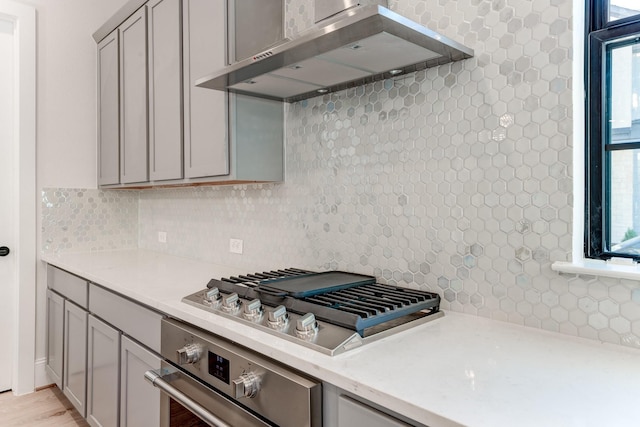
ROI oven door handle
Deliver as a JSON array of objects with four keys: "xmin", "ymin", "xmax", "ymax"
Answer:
[{"xmin": 144, "ymin": 369, "xmax": 232, "ymax": 427}]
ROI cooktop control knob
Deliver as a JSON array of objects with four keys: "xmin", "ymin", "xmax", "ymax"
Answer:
[
  {"xmin": 221, "ymin": 293, "xmax": 241, "ymax": 314},
  {"xmin": 232, "ymin": 371, "xmax": 261, "ymax": 399},
  {"xmin": 176, "ymin": 343, "xmax": 203, "ymax": 365},
  {"xmin": 266, "ymin": 305, "xmax": 289, "ymax": 330},
  {"xmin": 295, "ymin": 313, "xmax": 319, "ymax": 340},
  {"xmin": 242, "ymin": 299, "xmax": 263, "ymax": 322},
  {"xmin": 204, "ymin": 287, "xmax": 221, "ymax": 307}
]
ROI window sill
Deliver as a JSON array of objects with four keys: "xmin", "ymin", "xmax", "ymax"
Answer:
[{"xmin": 552, "ymin": 259, "xmax": 640, "ymax": 281}]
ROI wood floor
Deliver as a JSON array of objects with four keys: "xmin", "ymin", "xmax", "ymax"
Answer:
[{"xmin": 0, "ymin": 386, "xmax": 88, "ymax": 427}]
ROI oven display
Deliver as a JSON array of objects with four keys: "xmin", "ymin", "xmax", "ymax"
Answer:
[{"xmin": 208, "ymin": 351, "xmax": 230, "ymax": 384}]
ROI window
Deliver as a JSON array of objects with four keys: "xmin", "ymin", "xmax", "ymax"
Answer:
[{"xmin": 586, "ymin": 0, "xmax": 640, "ymax": 259}]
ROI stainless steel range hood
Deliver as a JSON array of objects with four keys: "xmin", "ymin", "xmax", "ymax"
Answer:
[{"xmin": 196, "ymin": 4, "xmax": 474, "ymax": 103}]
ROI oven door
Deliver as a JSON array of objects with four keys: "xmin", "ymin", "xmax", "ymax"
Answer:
[{"xmin": 145, "ymin": 363, "xmax": 273, "ymax": 427}]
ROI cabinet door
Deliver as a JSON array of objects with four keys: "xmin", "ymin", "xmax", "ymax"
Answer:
[
  {"xmin": 120, "ymin": 6, "xmax": 149, "ymax": 184},
  {"xmin": 183, "ymin": 0, "xmax": 229, "ymax": 178},
  {"xmin": 63, "ymin": 301, "xmax": 88, "ymax": 418},
  {"xmin": 120, "ymin": 336, "xmax": 161, "ymax": 427},
  {"xmin": 45, "ymin": 290, "xmax": 64, "ymax": 389},
  {"xmin": 97, "ymin": 30, "xmax": 120, "ymax": 186},
  {"xmin": 148, "ymin": 0, "xmax": 183, "ymax": 181},
  {"xmin": 87, "ymin": 315, "xmax": 121, "ymax": 427}
]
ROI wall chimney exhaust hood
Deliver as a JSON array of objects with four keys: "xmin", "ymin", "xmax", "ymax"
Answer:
[{"xmin": 195, "ymin": 4, "xmax": 474, "ymax": 103}]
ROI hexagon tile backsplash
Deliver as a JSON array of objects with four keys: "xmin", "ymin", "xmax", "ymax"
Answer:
[
  {"xmin": 41, "ymin": 188, "xmax": 138, "ymax": 253},
  {"xmin": 42, "ymin": 0, "xmax": 640, "ymax": 349}
]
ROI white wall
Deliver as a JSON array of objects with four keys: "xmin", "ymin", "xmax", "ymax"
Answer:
[
  {"xmin": 14, "ymin": 0, "xmax": 130, "ymax": 385},
  {"xmin": 24, "ymin": 0, "xmax": 129, "ymax": 188},
  {"xmin": 0, "ymin": 15, "xmax": 16, "ymax": 392}
]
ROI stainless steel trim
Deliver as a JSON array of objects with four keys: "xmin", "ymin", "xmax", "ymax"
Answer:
[
  {"xmin": 196, "ymin": 5, "xmax": 474, "ymax": 102},
  {"xmin": 228, "ymin": 0, "xmax": 285, "ymax": 64},
  {"xmin": 161, "ymin": 318, "xmax": 322, "ymax": 427},
  {"xmin": 145, "ymin": 369, "xmax": 231, "ymax": 427},
  {"xmin": 226, "ymin": 0, "xmax": 235, "ymax": 65},
  {"xmin": 183, "ymin": 288, "xmax": 444, "ymax": 356},
  {"xmin": 315, "ymin": 0, "xmax": 359, "ymax": 23}
]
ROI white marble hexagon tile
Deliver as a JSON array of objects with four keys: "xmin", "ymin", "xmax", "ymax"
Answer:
[{"xmin": 42, "ymin": 0, "xmax": 640, "ymax": 350}]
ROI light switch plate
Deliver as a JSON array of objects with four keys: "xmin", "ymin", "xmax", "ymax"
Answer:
[{"xmin": 158, "ymin": 231, "xmax": 167, "ymax": 243}]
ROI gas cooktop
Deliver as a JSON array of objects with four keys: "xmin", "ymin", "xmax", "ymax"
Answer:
[{"xmin": 182, "ymin": 268, "xmax": 443, "ymax": 356}]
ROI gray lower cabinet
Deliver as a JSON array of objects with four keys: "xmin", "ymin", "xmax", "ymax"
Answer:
[
  {"xmin": 120, "ymin": 6, "xmax": 149, "ymax": 184},
  {"xmin": 47, "ymin": 265, "xmax": 162, "ymax": 427},
  {"xmin": 87, "ymin": 315, "xmax": 121, "ymax": 427},
  {"xmin": 89, "ymin": 284, "xmax": 162, "ymax": 354},
  {"xmin": 324, "ymin": 384, "xmax": 419, "ymax": 427},
  {"xmin": 120, "ymin": 336, "xmax": 161, "ymax": 427},
  {"xmin": 47, "ymin": 264, "xmax": 89, "ymax": 308},
  {"xmin": 45, "ymin": 290, "xmax": 64, "ymax": 389},
  {"xmin": 337, "ymin": 395, "xmax": 411, "ymax": 427},
  {"xmin": 63, "ymin": 300, "xmax": 88, "ymax": 418}
]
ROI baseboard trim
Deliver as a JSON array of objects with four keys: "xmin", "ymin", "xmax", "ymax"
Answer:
[
  {"xmin": 35, "ymin": 383, "xmax": 55, "ymax": 392},
  {"xmin": 35, "ymin": 358, "xmax": 53, "ymax": 389}
]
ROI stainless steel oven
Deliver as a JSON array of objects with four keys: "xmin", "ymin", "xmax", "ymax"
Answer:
[{"xmin": 145, "ymin": 318, "xmax": 322, "ymax": 427}]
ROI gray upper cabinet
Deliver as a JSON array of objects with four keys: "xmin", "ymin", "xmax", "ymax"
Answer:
[
  {"xmin": 120, "ymin": 6, "xmax": 149, "ymax": 184},
  {"xmin": 148, "ymin": 0, "xmax": 184, "ymax": 181},
  {"xmin": 97, "ymin": 31, "xmax": 120, "ymax": 186},
  {"xmin": 183, "ymin": 0, "xmax": 229, "ymax": 179},
  {"xmin": 183, "ymin": 0, "xmax": 283, "ymax": 183},
  {"xmin": 94, "ymin": 0, "xmax": 284, "ymax": 188}
]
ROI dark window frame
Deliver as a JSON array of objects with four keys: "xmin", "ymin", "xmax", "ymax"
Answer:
[{"xmin": 585, "ymin": 1, "xmax": 640, "ymax": 260}]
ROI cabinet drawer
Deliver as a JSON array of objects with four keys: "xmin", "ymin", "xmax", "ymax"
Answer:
[
  {"xmin": 338, "ymin": 395, "xmax": 411, "ymax": 427},
  {"xmin": 48, "ymin": 265, "xmax": 89, "ymax": 308},
  {"xmin": 89, "ymin": 284, "xmax": 163, "ymax": 353}
]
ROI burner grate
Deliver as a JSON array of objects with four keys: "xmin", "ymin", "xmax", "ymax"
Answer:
[
  {"xmin": 222, "ymin": 268, "xmax": 314, "ymax": 286},
  {"xmin": 208, "ymin": 268, "xmax": 441, "ymax": 336},
  {"xmin": 301, "ymin": 283, "xmax": 440, "ymax": 333}
]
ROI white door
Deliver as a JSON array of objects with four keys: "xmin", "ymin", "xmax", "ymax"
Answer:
[{"xmin": 0, "ymin": 15, "xmax": 15, "ymax": 392}]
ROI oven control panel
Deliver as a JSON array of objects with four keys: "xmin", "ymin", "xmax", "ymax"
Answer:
[{"xmin": 161, "ymin": 318, "xmax": 322, "ymax": 427}]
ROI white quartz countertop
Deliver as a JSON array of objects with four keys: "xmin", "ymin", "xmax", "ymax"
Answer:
[{"xmin": 43, "ymin": 249, "xmax": 640, "ymax": 427}]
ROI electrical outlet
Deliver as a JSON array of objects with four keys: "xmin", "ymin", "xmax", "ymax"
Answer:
[
  {"xmin": 229, "ymin": 238, "xmax": 243, "ymax": 254},
  {"xmin": 158, "ymin": 231, "xmax": 167, "ymax": 243}
]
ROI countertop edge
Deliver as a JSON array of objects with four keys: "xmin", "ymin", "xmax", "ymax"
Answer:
[
  {"xmin": 41, "ymin": 250, "xmax": 454, "ymax": 426},
  {"xmin": 41, "ymin": 250, "xmax": 640, "ymax": 427}
]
